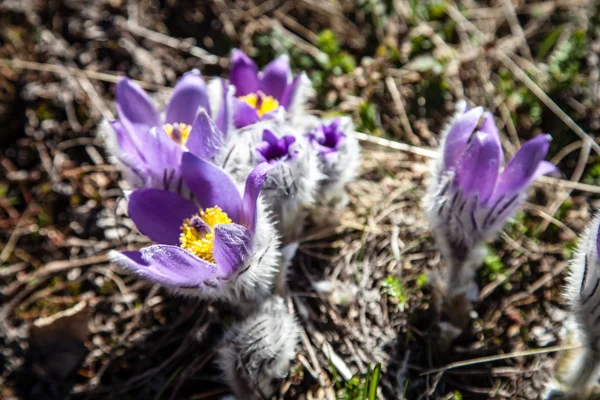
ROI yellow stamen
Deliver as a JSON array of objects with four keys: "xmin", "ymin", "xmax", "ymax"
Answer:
[
  {"xmin": 239, "ymin": 93, "xmax": 280, "ymax": 117},
  {"xmin": 163, "ymin": 123, "xmax": 192, "ymax": 145},
  {"xmin": 179, "ymin": 206, "xmax": 233, "ymax": 263}
]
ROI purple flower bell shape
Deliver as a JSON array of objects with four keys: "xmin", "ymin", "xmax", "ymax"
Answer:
[
  {"xmin": 425, "ymin": 101, "xmax": 557, "ymax": 299},
  {"xmin": 306, "ymin": 117, "xmax": 360, "ymax": 215},
  {"xmin": 228, "ymin": 50, "xmax": 309, "ymax": 128},
  {"xmin": 557, "ymin": 214, "xmax": 600, "ymax": 395},
  {"xmin": 100, "ymin": 71, "xmax": 229, "ymax": 193},
  {"xmin": 109, "ymin": 153, "xmax": 280, "ymax": 304}
]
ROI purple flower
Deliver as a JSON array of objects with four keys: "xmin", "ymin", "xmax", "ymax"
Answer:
[
  {"xmin": 307, "ymin": 119, "xmax": 346, "ymax": 156},
  {"xmin": 256, "ymin": 130, "xmax": 297, "ymax": 164},
  {"xmin": 104, "ymin": 71, "xmax": 227, "ymax": 192},
  {"xmin": 110, "ymin": 153, "xmax": 275, "ymax": 299},
  {"xmin": 426, "ymin": 102, "xmax": 557, "ymax": 296},
  {"xmin": 229, "ymin": 50, "xmax": 307, "ymax": 128}
]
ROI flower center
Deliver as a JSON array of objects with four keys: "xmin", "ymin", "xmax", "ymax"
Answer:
[
  {"xmin": 239, "ymin": 93, "xmax": 279, "ymax": 117},
  {"xmin": 163, "ymin": 123, "xmax": 192, "ymax": 145},
  {"xmin": 179, "ymin": 206, "xmax": 233, "ymax": 263}
]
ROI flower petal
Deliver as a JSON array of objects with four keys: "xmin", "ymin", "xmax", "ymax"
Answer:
[
  {"xmin": 110, "ymin": 120, "xmax": 144, "ymax": 161},
  {"xmin": 110, "ymin": 247, "xmax": 221, "ymax": 287},
  {"xmin": 456, "ymin": 131, "xmax": 501, "ymax": 203},
  {"xmin": 259, "ymin": 55, "xmax": 290, "ymax": 100},
  {"xmin": 280, "ymin": 73, "xmax": 302, "ymax": 109},
  {"xmin": 241, "ymin": 162, "xmax": 274, "ymax": 231},
  {"xmin": 181, "ymin": 152, "xmax": 242, "ymax": 223},
  {"xmin": 492, "ymin": 134, "xmax": 552, "ymax": 200},
  {"xmin": 230, "ymin": 49, "xmax": 259, "ymax": 97},
  {"xmin": 233, "ymin": 97, "xmax": 260, "ymax": 128},
  {"xmin": 213, "ymin": 224, "xmax": 252, "ymax": 275},
  {"xmin": 479, "ymin": 112, "xmax": 504, "ymax": 163},
  {"xmin": 442, "ymin": 106, "xmax": 484, "ymax": 171},
  {"xmin": 166, "ymin": 70, "xmax": 210, "ymax": 126},
  {"xmin": 115, "ymin": 78, "xmax": 160, "ymax": 140},
  {"xmin": 186, "ymin": 110, "xmax": 224, "ymax": 161},
  {"xmin": 128, "ymin": 188, "xmax": 197, "ymax": 245}
]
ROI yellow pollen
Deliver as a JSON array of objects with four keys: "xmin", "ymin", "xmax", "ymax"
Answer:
[
  {"xmin": 239, "ymin": 93, "xmax": 280, "ymax": 117},
  {"xmin": 179, "ymin": 206, "xmax": 233, "ymax": 263},
  {"xmin": 163, "ymin": 122, "xmax": 192, "ymax": 145}
]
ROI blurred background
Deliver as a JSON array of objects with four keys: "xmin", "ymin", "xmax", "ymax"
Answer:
[{"xmin": 1, "ymin": 0, "xmax": 599, "ymax": 399}]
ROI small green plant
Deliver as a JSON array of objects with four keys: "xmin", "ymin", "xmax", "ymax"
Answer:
[
  {"xmin": 481, "ymin": 248, "xmax": 511, "ymax": 291},
  {"xmin": 381, "ymin": 275, "xmax": 408, "ymax": 311},
  {"xmin": 317, "ymin": 29, "xmax": 356, "ymax": 75},
  {"xmin": 337, "ymin": 363, "xmax": 382, "ymax": 400}
]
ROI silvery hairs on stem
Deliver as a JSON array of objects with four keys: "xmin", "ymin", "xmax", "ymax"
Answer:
[
  {"xmin": 556, "ymin": 214, "xmax": 600, "ymax": 396},
  {"xmin": 217, "ymin": 296, "xmax": 300, "ymax": 399},
  {"xmin": 424, "ymin": 100, "xmax": 556, "ymax": 299},
  {"xmin": 218, "ymin": 116, "xmax": 324, "ymax": 244}
]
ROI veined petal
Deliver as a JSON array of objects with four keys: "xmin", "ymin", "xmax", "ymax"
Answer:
[
  {"xmin": 146, "ymin": 127, "xmax": 182, "ymax": 173},
  {"xmin": 181, "ymin": 152, "xmax": 242, "ymax": 223},
  {"xmin": 233, "ymin": 98, "xmax": 260, "ymax": 128},
  {"xmin": 456, "ymin": 131, "xmax": 501, "ymax": 203},
  {"xmin": 260, "ymin": 55, "xmax": 290, "ymax": 100},
  {"xmin": 128, "ymin": 189, "xmax": 197, "ymax": 245},
  {"xmin": 186, "ymin": 110, "xmax": 224, "ymax": 161},
  {"xmin": 442, "ymin": 106, "xmax": 484, "ymax": 171},
  {"xmin": 110, "ymin": 120, "xmax": 143, "ymax": 161},
  {"xmin": 110, "ymin": 247, "xmax": 221, "ymax": 287},
  {"xmin": 492, "ymin": 134, "xmax": 552, "ymax": 200},
  {"xmin": 115, "ymin": 78, "xmax": 160, "ymax": 139},
  {"xmin": 230, "ymin": 49, "xmax": 259, "ymax": 97},
  {"xmin": 479, "ymin": 112, "xmax": 504, "ymax": 163},
  {"xmin": 166, "ymin": 70, "xmax": 210, "ymax": 126},
  {"xmin": 213, "ymin": 224, "xmax": 252, "ymax": 275},
  {"xmin": 241, "ymin": 162, "xmax": 274, "ymax": 231}
]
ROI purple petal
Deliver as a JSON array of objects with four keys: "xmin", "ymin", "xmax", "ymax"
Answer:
[
  {"xmin": 241, "ymin": 162, "xmax": 274, "ymax": 231},
  {"xmin": 456, "ymin": 131, "xmax": 501, "ymax": 203},
  {"xmin": 166, "ymin": 70, "xmax": 210, "ymax": 126},
  {"xmin": 128, "ymin": 189, "xmax": 197, "ymax": 245},
  {"xmin": 442, "ymin": 106, "xmax": 484, "ymax": 171},
  {"xmin": 230, "ymin": 49, "xmax": 259, "ymax": 97},
  {"xmin": 492, "ymin": 134, "xmax": 552, "ymax": 200},
  {"xmin": 111, "ymin": 247, "xmax": 221, "ymax": 287},
  {"xmin": 259, "ymin": 55, "xmax": 290, "ymax": 100},
  {"xmin": 263, "ymin": 129, "xmax": 279, "ymax": 145},
  {"xmin": 280, "ymin": 73, "xmax": 303, "ymax": 109},
  {"xmin": 146, "ymin": 127, "xmax": 183, "ymax": 174},
  {"xmin": 479, "ymin": 112, "xmax": 504, "ymax": 163},
  {"xmin": 110, "ymin": 120, "xmax": 144, "ymax": 161},
  {"xmin": 186, "ymin": 110, "xmax": 224, "ymax": 161},
  {"xmin": 233, "ymin": 97, "xmax": 260, "ymax": 128},
  {"xmin": 115, "ymin": 78, "xmax": 160, "ymax": 139},
  {"xmin": 180, "ymin": 152, "xmax": 242, "ymax": 223},
  {"xmin": 213, "ymin": 224, "xmax": 252, "ymax": 275}
]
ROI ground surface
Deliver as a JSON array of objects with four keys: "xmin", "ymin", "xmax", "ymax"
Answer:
[{"xmin": 1, "ymin": 0, "xmax": 600, "ymax": 399}]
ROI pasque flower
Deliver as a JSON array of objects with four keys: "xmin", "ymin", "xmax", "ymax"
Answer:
[
  {"xmin": 425, "ymin": 101, "xmax": 557, "ymax": 298},
  {"xmin": 228, "ymin": 49, "xmax": 309, "ymax": 128},
  {"xmin": 306, "ymin": 117, "xmax": 360, "ymax": 215},
  {"xmin": 101, "ymin": 71, "xmax": 229, "ymax": 192},
  {"xmin": 109, "ymin": 153, "xmax": 280, "ymax": 304},
  {"xmin": 217, "ymin": 296, "xmax": 299, "ymax": 399}
]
